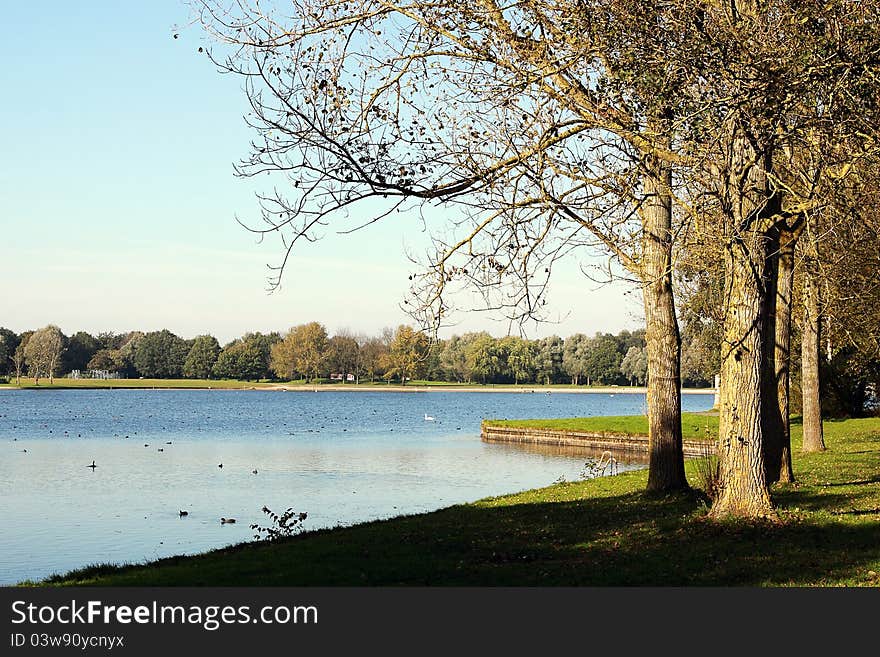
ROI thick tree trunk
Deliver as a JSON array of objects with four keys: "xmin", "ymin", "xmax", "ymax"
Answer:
[
  {"xmin": 801, "ymin": 249, "xmax": 826, "ymax": 452},
  {"xmin": 711, "ymin": 233, "xmax": 776, "ymax": 518},
  {"xmin": 710, "ymin": 129, "xmax": 776, "ymax": 519},
  {"xmin": 641, "ymin": 151, "xmax": 687, "ymax": 493},
  {"xmin": 773, "ymin": 235, "xmax": 795, "ymax": 481}
]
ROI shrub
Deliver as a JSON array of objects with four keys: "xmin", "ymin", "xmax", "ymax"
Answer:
[
  {"xmin": 694, "ymin": 442, "xmax": 721, "ymax": 502},
  {"xmin": 251, "ymin": 505, "xmax": 308, "ymax": 541}
]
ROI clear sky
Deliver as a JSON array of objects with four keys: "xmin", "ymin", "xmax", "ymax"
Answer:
[{"xmin": 1, "ymin": 1, "xmax": 642, "ymax": 345}]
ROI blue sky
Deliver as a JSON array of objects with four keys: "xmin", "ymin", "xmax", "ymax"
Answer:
[{"xmin": 1, "ymin": 1, "xmax": 641, "ymax": 344}]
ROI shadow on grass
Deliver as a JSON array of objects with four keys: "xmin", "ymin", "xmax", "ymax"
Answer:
[
  {"xmin": 42, "ymin": 487, "xmax": 880, "ymax": 587},
  {"xmin": 38, "ymin": 417, "xmax": 880, "ymax": 588},
  {"xmin": 821, "ymin": 476, "xmax": 880, "ymax": 487}
]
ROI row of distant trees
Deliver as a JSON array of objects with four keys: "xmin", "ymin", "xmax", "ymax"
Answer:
[{"xmin": 0, "ymin": 324, "xmax": 721, "ymax": 388}]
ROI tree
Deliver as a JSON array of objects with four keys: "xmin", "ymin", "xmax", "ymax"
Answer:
[
  {"xmin": 213, "ymin": 339, "xmax": 268, "ymax": 381},
  {"xmin": 763, "ymin": 227, "xmax": 798, "ymax": 483},
  {"xmin": 24, "ymin": 325, "xmax": 65, "ymax": 384},
  {"xmin": 466, "ymin": 334, "xmax": 504, "ymax": 384},
  {"xmin": 247, "ymin": 332, "xmax": 282, "ymax": 379},
  {"xmin": 359, "ymin": 336, "xmax": 390, "ymax": 383},
  {"xmin": 802, "ymin": 189, "xmax": 880, "ymax": 424},
  {"xmin": 327, "ymin": 331, "xmax": 360, "ymax": 382},
  {"xmin": 271, "ymin": 323, "xmax": 329, "ymax": 382},
  {"xmin": 666, "ymin": 2, "xmax": 880, "ymax": 517},
  {"xmin": 87, "ymin": 349, "xmax": 118, "ymax": 372},
  {"xmin": 439, "ymin": 334, "xmax": 474, "ymax": 383},
  {"xmin": 12, "ymin": 331, "xmax": 32, "ymax": 385},
  {"xmin": 184, "ymin": 335, "xmax": 221, "ymax": 379},
  {"xmin": 269, "ymin": 337, "xmax": 295, "ymax": 380},
  {"xmin": 114, "ymin": 332, "xmax": 144, "ymax": 378},
  {"xmin": 680, "ymin": 334, "xmax": 719, "ymax": 388},
  {"xmin": 616, "ymin": 330, "xmax": 647, "ymax": 354},
  {"xmin": 194, "ymin": 0, "xmax": 705, "ymax": 493},
  {"xmin": 133, "ymin": 330, "xmax": 190, "ymax": 378},
  {"xmin": 0, "ymin": 328, "xmax": 20, "ymax": 376},
  {"xmin": 0, "ymin": 336, "xmax": 7, "ymax": 378},
  {"xmin": 384, "ymin": 325, "xmax": 430, "ymax": 384},
  {"xmin": 423, "ymin": 339, "xmax": 445, "ymax": 382},
  {"xmin": 97, "ymin": 331, "xmax": 126, "ymax": 350},
  {"xmin": 562, "ymin": 334, "xmax": 590, "ymax": 386},
  {"xmin": 504, "ymin": 337, "xmax": 537, "ymax": 385},
  {"xmin": 621, "ymin": 346, "xmax": 648, "ymax": 386},
  {"xmin": 583, "ymin": 334, "xmax": 624, "ymax": 386},
  {"xmin": 63, "ymin": 331, "xmax": 101, "ymax": 374},
  {"xmin": 535, "ymin": 336, "xmax": 564, "ymax": 385}
]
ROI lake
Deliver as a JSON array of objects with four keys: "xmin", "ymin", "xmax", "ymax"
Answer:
[{"xmin": 0, "ymin": 388, "xmax": 714, "ymax": 584}]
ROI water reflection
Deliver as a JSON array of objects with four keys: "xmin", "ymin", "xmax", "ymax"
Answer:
[{"xmin": 493, "ymin": 441, "xmax": 650, "ymax": 464}]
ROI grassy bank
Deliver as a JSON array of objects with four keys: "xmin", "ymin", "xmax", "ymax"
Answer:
[
  {"xmin": 483, "ymin": 413, "xmax": 719, "ymax": 441},
  {"xmin": 34, "ymin": 417, "xmax": 880, "ymax": 586},
  {"xmin": 0, "ymin": 377, "xmax": 276, "ymax": 390},
  {"xmin": 0, "ymin": 378, "xmax": 714, "ymax": 393}
]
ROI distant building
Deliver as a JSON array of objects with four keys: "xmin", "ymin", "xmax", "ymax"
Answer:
[{"xmin": 68, "ymin": 369, "xmax": 123, "ymax": 380}]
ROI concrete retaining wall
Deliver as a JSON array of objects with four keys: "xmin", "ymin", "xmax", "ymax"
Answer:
[{"xmin": 481, "ymin": 424, "xmax": 715, "ymax": 457}]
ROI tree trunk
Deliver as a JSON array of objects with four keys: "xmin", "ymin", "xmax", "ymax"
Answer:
[
  {"xmin": 801, "ymin": 247, "xmax": 826, "ymax": 452},
  {"xmin": 760, "ymin": 226, "xmax": 784, "ymax": 483},
  {"xmin": 761, "ymin": 226, "xmax": 795, "ymax": 484},
  {"xmin": 710, "ymin": 129, "xmax": 776, "ymax": 519},
  {"xmin": 711, "ymin": 232, "xmax": 776, "ymax": 518},
  {"xmin": 641, "ymin": 151, "xmax": 687, "ymax": 493},
  {"xmin": 773, "ymin": 233, "xmax": 795, "ymax": 481}
]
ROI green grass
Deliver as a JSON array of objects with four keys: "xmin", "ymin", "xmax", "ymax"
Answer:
[
  {"xmin": 484, "ymin": 413, "xmax": 719, "ymax": 441},
  {"xmin": 1, "ymin": 378, "xmax": 276, "ymax": 390},
  {"xmin": 32, "ymin": 416, "xmax": 880, "ymax": 587}
]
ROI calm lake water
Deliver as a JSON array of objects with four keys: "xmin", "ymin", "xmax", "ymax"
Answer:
[{"xmin": 0, "ymin": 389, "xmax": 714, "ymax": 584}]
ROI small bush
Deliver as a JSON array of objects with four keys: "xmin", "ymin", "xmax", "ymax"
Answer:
[
  {"xmin": 251, "ymin": 505, "xmax": 308, "ymax": 542},
  {"xmin": 694, "ymin": 442, "xmax": 720, "ymax": 501},
  {"xmin": 580, "ymin": 451, "xmax": 619, "ymax": 479}
]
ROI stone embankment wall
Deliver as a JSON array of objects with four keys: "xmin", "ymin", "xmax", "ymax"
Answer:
[{"xmin": 481, "ymin": 424, "xmax": 716, "ymax": 457}]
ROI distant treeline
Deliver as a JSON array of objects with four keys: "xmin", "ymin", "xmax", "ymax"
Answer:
[{"xmin": 0, "ymin": 323, "xmax": 720, "ymax": 388}]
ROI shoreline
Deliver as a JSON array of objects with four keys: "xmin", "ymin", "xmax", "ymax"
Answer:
[
  {"xmin": 1, "ymin": 382, "xmax": 717, "ymax": 394},
  {"xmin": 481, "ymin": 424, "xmax": 716, "ymax": 456},
  {"xmin": 265, "ymin": 384, "xmax": 716, "ymax": 394}
]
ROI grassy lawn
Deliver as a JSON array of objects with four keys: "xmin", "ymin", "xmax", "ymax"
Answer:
[
  {"xmin": 33, "ymin": 416, "xmax": 880, "ymax": 587},
  {"xmin": 484, "ymin": 413, "xmax": 720, "ymax": 441},
  {"xmin": 0, "ymin": 378, "xmax": 276, "ymax": 390}
]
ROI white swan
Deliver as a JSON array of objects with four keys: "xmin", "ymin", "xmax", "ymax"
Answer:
[{"xmin": 424, "ymin": 413, "xmax": 435, "ymax": 421}]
